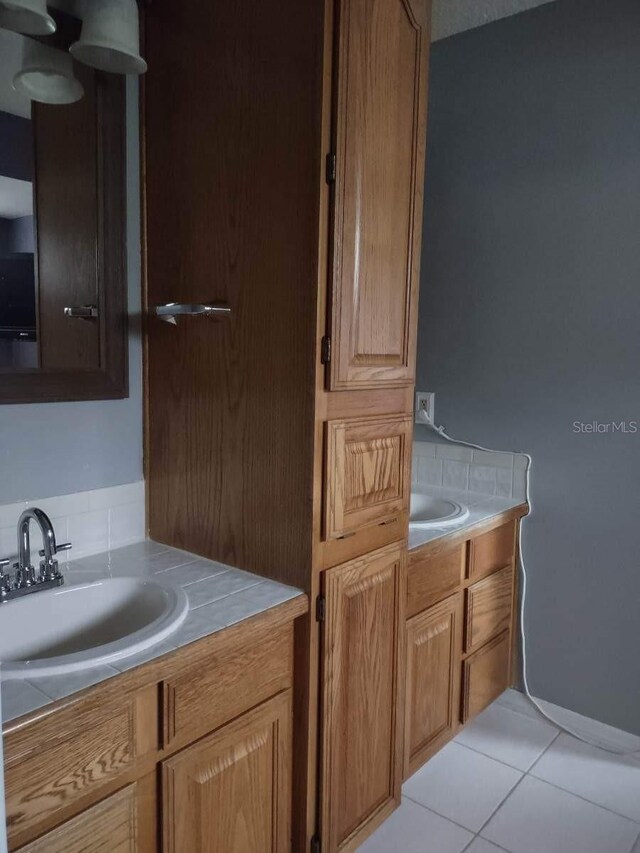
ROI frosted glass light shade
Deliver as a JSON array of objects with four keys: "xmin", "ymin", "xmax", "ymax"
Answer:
[
  {"xmin": 13, "ymin": 38, "xmax": 84, "ymax": 105},
  {"xmin": 0, "ymin": 0, "xmax": 55, "ymax": 35},
  {"xmin": 70, "ymin": 0, "xmax": 146, "ymax": 75}
]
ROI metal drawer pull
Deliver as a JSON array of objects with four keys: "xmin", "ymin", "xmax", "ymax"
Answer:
[
  {"xmin": 154, "ymin": 303, "xmax": 231, "ymax": 325},
  {"xmin": 64, "ymin": 304, "xmax": 99, "ymax": 319}
]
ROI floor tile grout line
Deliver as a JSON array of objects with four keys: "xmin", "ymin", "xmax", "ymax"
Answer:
[
  {"xmin": 401, "ymin": 794, "xmax": 483, "ymax": 836},
  {"xmin": 461, "ymin": 832, "xmax": 513, "ymax": 853},
  {"xmin": 522, "ymin": 768, "xmax": 640, "ymax": 827},
  {"xmin": 473, "ymin": 769, "xmax": 528, "ymax": 839},
  {"xmin": 453, "ymin": 728, "xmax": 560, "ymax": 774},
  {"xmin": 524, "ymin": 728, "xmax": 562, "ymax": 774}
]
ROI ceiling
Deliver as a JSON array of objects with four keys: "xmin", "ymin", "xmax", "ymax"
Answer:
[{"xmin": 432, "ymin": 0, "xmax": 558, "ymax": 41}]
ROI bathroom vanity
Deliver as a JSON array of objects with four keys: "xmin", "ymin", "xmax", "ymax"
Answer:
[
  {"xmin": 1, "ymin": 546, "xmax": 307, "ymax": 852},
  {"xmin": 405, "ymin": 508, "xmax": 526, "ymax": 778}
]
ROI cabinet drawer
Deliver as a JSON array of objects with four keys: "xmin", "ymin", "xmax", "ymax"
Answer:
[
  {"xmin": 163, "ymin": 623, "xmax": 293, "ymax": 747},
  {"xmin": 407, "ymin": 544, "xmax": 465, "ymax": 617},
  {"xmin": 324, "ymin": 414, "xmax": 412, "ymax": 540},
  {"xmin": 465, "ymin": 566, "xmax": 513, "ymax": 653},
  {"xmin": 15, "ymin": 784, "xmax": 138, "ymax": 853},
  {"xmin": 461, "ymin": 631, "xmax": 511, "ymax": 722},
  {"xmin": 5, "ymin": 686, "xmax": 157, "ymax": 848},
  {"xmin": 468, "ymin": 521, "xmax": 516, "ymax": 581}
]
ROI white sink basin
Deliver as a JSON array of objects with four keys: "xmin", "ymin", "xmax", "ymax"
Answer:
[
  {"xmin": 410, "ymin": 493, "xmax": 470, "ymax": 529},
  {"xmin": 0, "ymin": 577, "xmax": 189, "ymax": 678}
]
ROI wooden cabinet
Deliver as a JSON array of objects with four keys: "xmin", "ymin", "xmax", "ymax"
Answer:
[
  {"xmin": 4, "ymin": 598, "xmax": 305, "ymax": 853},
  {"xmin": 324, "ymin": 414, "xmax": 412, "ymax": 540},
  {"xmin": 162, "ymin": 692, "xmax": 292, "ymax": 853},
  {"xmin": 328, "ymin": 0, "xmax": 430, "ymax": 390},
  {"xmin": 143, "ymin": 0, "xmax": 431, "ymax": 846},
  {"xmin": 404, "ymin": 514, "xmax": 524, "ymax": 780},
  {"xmin": 405, "ymin": 594, "xmax": 462, "ymax": 776},
  {"xmin": 320, "ymin": 544, "xmax": 405, "ymax": 852},
  {"xmin": 15, "ymin": 785, "xmax": 139, "ymax": 853}
]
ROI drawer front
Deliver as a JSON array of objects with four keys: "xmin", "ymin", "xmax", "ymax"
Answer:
[
  {"xmin": 407, "ymin": 544, "xmax": 465, "ymax": 617},
  {"xmin": 468, "ymin": 521, "xmax": 516, "ymax": 581},
  {"xmin": 16, "ymin": 784, "xmax": 138, "ymax": 853},
  {"xmin": 465, "ymin": 565, "xmax": 513, "ymax": 653},
  {"xmin": 461, "ymin": 630, "xmax": 511, "ymax": 722},
  {"xmin": 324, "ymin": 413, "xmax": 412, "ymax": 540},
  {"xmin": 5, "ymin": 686, "xmax": 156, "ymax": 847},
  {"xmin": 163, "ymin": 623, "xmax": 293, "ymax": 747}
]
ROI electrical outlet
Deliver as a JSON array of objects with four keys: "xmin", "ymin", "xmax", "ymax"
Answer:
[{"xmin": 415, "ymin": 392, "xmax": 435, "ymax": 425}]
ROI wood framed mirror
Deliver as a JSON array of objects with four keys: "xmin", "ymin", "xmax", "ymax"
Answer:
[{"xmin": 0, "ymin": 11, "xmax": 127, "ymax": 404}]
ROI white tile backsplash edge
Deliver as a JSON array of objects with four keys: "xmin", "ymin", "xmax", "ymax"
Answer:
[
  {"xmin": 413, "ymin": 440, "xmax": 528, "ymax": 501},
  {"xmin": 0, "ymin": 481, "xmax": 146, "ymax": 562}
]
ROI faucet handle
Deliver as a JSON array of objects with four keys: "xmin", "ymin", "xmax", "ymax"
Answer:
[
  {"xmin": 39, "ymin": 541, "xmax": 72, "ymax": 557},
  {"xmin": 0, "ymin": 560, "xmax": 11, "ymax": 597}
]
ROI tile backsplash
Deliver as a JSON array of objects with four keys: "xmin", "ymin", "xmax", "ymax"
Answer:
[
  {"xmin": 0, "ymin": 481, "xmax": 145, "ymax": 563},
  {"xmin": 413, "ymin": 441, "xmax": 528, "ymax": 501}
]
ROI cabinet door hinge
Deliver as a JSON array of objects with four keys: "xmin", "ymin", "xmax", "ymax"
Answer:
[
  {"xmin": 320, "ymin": 335, "xmax": 331, "ymax": 364},
  {"xmin": 325, "ymin": 152, "xmax": 336, "ymax": 184},
  {"xmin": 311, "ymin": 834, "xmax": 322, "ymax": 853},
  {"xmin": 315, "ymin": 595, "xmax": 326, "ymax": 623}
]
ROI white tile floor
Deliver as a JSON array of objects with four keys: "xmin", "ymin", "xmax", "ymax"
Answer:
[{"xmin": 361, "ymin": 690, "xmax": 640, "ymax": 853}]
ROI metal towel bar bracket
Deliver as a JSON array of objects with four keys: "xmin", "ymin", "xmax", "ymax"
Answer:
[{"xmin": 154, "ymin": 303, "xmax": 231, "ymax": 325}]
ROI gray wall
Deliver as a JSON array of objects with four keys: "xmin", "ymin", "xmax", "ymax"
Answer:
[
  {"xmin": 416, "ymin": 0, "xmax": 640, "ymax": 734},
  {"xmin": 0, "ymin": 78, "xmax": 143, "ymax": 503}
]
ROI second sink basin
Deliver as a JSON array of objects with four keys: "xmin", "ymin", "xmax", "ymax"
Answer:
[
  {"xmin": 0, "ymin": 577, "xmax": 189, "ymax": 678},
  {"xmin": 410, "ymin": 493, "xmax": 470, "ymax": 529}
]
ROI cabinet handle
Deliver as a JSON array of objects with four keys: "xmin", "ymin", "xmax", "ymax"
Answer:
[
  {"xmin": 64, "ymin": 304, "xmax": 99, "ymax": 320},
  {"xmin": 154, "ymin": 303, "xmax": 231, "ymax": 325},
  {"xmin": 378, "ymin": 517, "xmax": 398, "ymax": 527}
]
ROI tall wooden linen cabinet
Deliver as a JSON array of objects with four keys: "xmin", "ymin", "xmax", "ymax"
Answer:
[{"xmin": 143, "ymin": 0, "xmax": 431, "ymax": 849}]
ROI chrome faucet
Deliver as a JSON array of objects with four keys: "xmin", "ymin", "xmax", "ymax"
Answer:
[{"xmin": 0, "ymin": 508, "xmax": 71, "ymax": 603}]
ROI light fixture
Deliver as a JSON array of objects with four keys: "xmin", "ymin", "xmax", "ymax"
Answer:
[
  {"xmin": 70, "ymin": 0, "xmax": 146, "ymax": 76},
  {"xmin": 13, "ymin": 38, "xmax": 84, "ymax": 105},
  {"xmin": 0, "ymin": 0, "xmax": 55, "ymax": 35}
]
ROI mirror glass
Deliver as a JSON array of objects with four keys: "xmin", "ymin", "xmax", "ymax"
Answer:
[
  {"xmin": 0, "ymin": 29, "xmax": 37, "ymax": 369},
  {"xmin": 0, "ymin": 10, "xmax": 128, "ymax": 403}
]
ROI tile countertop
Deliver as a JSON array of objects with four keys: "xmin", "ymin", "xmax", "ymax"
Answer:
[
  {"xmin": 408, "ymin": 486, "xmax": 528, "ymax": 552},
  {"xmin": 1, "ymin": 541, "xmax": 305, "ymax": 727}
]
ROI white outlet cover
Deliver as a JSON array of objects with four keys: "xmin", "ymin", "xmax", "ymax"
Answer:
[{"xmin": 415, "ymin": 391, "xmax": 435, "ymax": 425}]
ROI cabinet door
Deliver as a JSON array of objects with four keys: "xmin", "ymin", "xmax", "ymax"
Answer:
[
  {"xmin": 15, "ymin": 785, "xmax": 139, "ymax": 853},
  {"xmin": 324, "ymin": 414, "xmax": 412, "ymax": 540},
  {"xmin": 320, "ymin": 543, "xmax": 405, "ymax": 852},
  {"xmin": 162, "ymin": 692, "xmax": 292, "ymax": 853},
  {"xmin": 328, "ymin": 0, "xmax": 430, "ymax": 390},
  {"xmin": 405, "ymin": 594, "xmax": 462, "ymax": 777}
]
